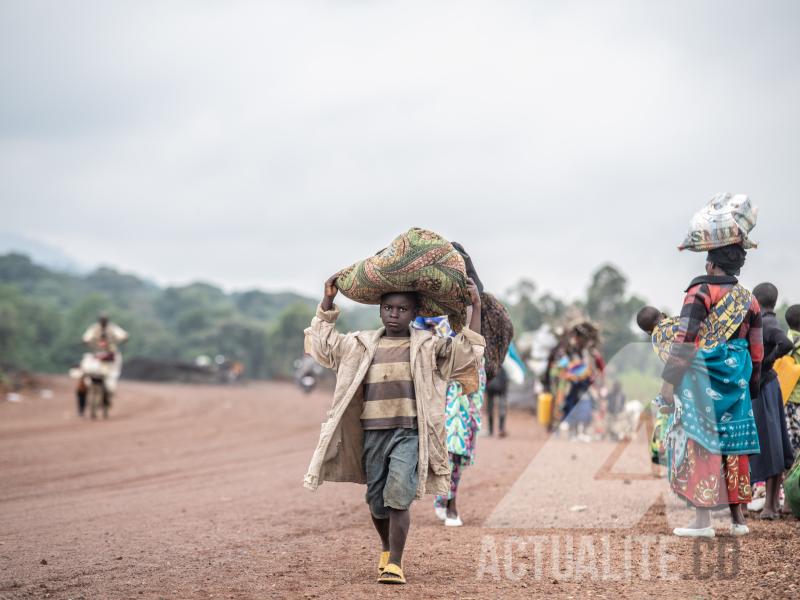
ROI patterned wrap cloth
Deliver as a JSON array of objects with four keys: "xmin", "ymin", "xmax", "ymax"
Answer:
[
  {"xmin": 788, "ymin": 330, "xmax": 800, "ymax": 406},
  {"xmin": 653, "ymin": 284, "xmax": 760, "ymax": 508},
  {"xmin": 480, "ymin": 292, "xmax": 514, "ymax": 381},
  {"xmin": 414, "ymin": 314, "xmax": 486, "ymax": 506},
  {"xmin": 652, "ymin": 285, "xmax": 757, "ymax": 363},
  {"xmin": 334, "ymin": 228, "xmax": 471, "ymax": 330},
  {"xmin": 444, "ymin": 364, "xmax": 486, "ymax": 464},
  {"xmin": 785, "ymin": 330, "xmax": 800, "ymax": 456},
  {"xmin": 434, "ymin": 364, "xmax": 486, "ymax": 505}
]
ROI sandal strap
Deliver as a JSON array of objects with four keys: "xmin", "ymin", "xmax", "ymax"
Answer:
[
  {"xmin": 380, "ymin": 563, "xmax": 406, "ymax": 582},
  {"xmin": 381, "ymin": 563, "xmax": 405, "ymax": 578}
]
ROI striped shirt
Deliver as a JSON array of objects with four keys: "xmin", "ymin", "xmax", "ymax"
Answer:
[{"xmin": 361, "ymin": 336, "xmax": 417, "ymax": 430}]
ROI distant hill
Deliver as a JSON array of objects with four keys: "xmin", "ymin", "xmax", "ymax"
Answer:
[
  {"xmin": 0, "ymin": 232, "xmax": 84, "ymax": 273},
  {"xmin": 0, "ymin": 253, "xmax": 377, "ymax": 379}
]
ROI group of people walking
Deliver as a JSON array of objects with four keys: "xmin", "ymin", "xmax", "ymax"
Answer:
[
  {"xmin": 299, "ymin": 203, "xmax": 798, "ymax": 586},
  {"xmin": 641, "ymin": 243, "xmax": 799, "ymax": 535},
  {"xmin": 541, "ymin": 321, "xmax": 606, "ymax": 440}
]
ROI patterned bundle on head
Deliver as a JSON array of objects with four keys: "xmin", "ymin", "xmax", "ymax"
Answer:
[
  {"xmin": 334, "ymin": 228, "xmax": 471, "ymax": 330},
  {"xmin": 480, "ymin": 292, "xmax": 514, "ymax": 381}
]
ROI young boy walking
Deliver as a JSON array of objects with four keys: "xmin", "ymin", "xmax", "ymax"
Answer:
[{"xmin": 303, "ymin": 275, "xmax": 484, "ymax": 584}]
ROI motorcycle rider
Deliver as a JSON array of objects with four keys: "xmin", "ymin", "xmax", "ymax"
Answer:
[
  {"xmin": 81, "ymin": 313, "xmax": 129, "ymax": 411},
  {"xmin": 294, "ymin": 353, "xmax": 320, "ymax": 393}
]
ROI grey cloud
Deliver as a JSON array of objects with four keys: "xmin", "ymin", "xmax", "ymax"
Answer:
[{"xmin": 1, "ymin": 0, "xmax": 799, "ymax": 311}]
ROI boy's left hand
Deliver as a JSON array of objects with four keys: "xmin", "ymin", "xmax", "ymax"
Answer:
[{"xmin": 466, "ymin": 278, "xmax": 481, "ymax": 306}]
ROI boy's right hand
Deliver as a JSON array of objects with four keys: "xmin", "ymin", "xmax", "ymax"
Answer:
[{"xmin": 321, "ymin": 275, "xmax": 338, "ymax": 310}]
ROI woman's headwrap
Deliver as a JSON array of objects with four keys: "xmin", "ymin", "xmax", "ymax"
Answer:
[{"xmin": 707, "ymin": 244, "xmax": 747, "ymax": 276}]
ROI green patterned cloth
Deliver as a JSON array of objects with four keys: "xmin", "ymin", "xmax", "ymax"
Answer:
[{"xmin": 334, "ymin": 228, "xmax": 471, "ymax": 330}]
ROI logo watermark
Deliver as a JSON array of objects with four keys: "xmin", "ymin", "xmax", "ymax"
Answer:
[
  {"xmin": 477, "ymin": 534, "xmax": 740, "ymax": 582},
  {"xmin": 472, "ymin": 340, "xmax": 753, "ymax": 583}
]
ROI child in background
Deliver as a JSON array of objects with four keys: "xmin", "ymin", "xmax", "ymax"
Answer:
[
  {"xmin": 751, "ymin": 283, "xmax": 794, "ymax": 519},
  {"xmin": 636, "ymin": 306, "xmax": 667, "ymax": 338},
  {"xmin": 636, "ymin": 306, "xmax": 671, "ymax": 469}
]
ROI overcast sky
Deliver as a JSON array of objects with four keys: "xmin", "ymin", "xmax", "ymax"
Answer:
[{"xmin": 2, "ymin": 1, "xmax": 799, "ymax": 312}]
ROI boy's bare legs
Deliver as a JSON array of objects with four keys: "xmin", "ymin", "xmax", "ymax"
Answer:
[
  {"xmin": 371, "ymin": 508, "xmax": 410, "ymax": 571},
  {"xmin": 387, "ymin": 508, "xmax": 410, "ymax": 567},
  {"xmin": 371, "ymin": 515, "xmax": 390, "ymax": 552}
]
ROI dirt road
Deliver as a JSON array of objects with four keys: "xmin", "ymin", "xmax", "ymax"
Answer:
[{"xmin": 1, "ymin": 377, "xmax": 798, "ymax": 599}]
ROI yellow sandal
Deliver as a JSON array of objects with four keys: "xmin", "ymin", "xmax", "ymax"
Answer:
[
  {"xmin": 377, "ymin": 562, "xmax": 406, "ymax": 584},
  {"xmin": 378, "ymin": 550, "xmax": 390, "ymax": 573}
]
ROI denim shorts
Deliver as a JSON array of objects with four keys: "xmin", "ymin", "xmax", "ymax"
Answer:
[{"xmin": 363, "ymin": 428, "xmax": 419, "ymax": 519}]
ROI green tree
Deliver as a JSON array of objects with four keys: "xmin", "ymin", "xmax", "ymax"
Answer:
[
  {"xmin": 538, "ymin": 292, "xmax": 567, "ymax": 326},
  {"xmin": 506, "ymin": 279, "xmax": 543, "ymax": 333},
  {"xmin": 265, "ymin": 302, "xmax": 316, "ymax": 377},
  {"xmin": 210, "ymin": 320, "xmax": 271, "ymax": 378},
  {"xmin": 585, "ymin": 264, "xmax": 644, "ymax": 360},
  {"xmin": 50, "ymin": 294, "xmax": 114, "ymax": 368},
  {"xmin": 0, "ymin": 284, "xmax": 63, "ymax": 371}
]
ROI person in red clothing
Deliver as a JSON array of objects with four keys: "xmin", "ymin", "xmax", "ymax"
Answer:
[{"xmin": 660, "ymin": 243, "xmax": 763, "ymax": 538}]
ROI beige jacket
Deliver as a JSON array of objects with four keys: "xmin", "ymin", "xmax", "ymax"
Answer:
[
  {"xmin": 82, "ymin": 322, "xmax": 129, "ymax": 353},
  {"xmin": 303, "ymin": 303, "xmax": 485, "ymax": 499}
]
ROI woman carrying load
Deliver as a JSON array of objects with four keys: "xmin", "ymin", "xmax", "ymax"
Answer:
[
  {"xmin": 559, "ymin": 322, "xmax": 605, "ymax": 440},
  {"xmin": 659, "ymin": 243, "xmax": 763, "ymax": 537}
]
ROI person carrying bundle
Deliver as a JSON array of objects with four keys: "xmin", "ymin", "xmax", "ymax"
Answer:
[
  {"xmin": 660, "ymin": 195, "xmax": 763, "ymax": 538},
  {"xmin": 302, "ymin": 228, "xmax": 485, "ymax": 585}
]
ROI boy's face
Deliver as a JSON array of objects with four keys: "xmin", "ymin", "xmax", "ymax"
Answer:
[{"xmin": 380, "ymin": 293, "xmax": 417, "ymax": 337}]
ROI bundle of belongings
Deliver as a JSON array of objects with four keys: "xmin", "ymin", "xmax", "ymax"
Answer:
[
  {"xmin": 479, "ymin": 293, "xmax": 514, "ymax": 381},
  {"xmin": 334, "ymin": 230, "xmax": 514, "ymax": 383},
  {"xmin": 678, "ymin": 192, "xmax": 758, "ymax": 252},
  {"xmin": 334, "ymin": 227, "xmax": 472, "ymax": 330},
  {"xmin": 451, "ymin": 241, "xmax": 513, "ymax": 381}
]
